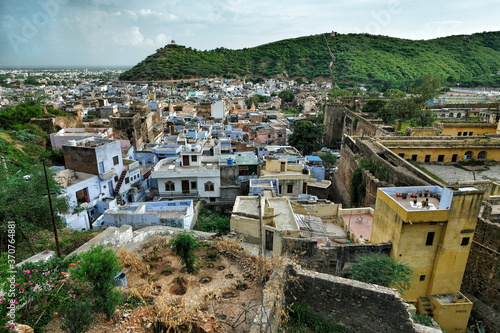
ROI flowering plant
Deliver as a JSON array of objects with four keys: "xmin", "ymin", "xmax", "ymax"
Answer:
[{"xmin": 0, "ymin": 254, "xmax": 81, "ymax": 331}]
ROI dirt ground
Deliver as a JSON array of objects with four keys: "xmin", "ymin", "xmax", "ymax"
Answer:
[{"xmin": 45, "ymin": 236, "xmax": 267, "ymax": 333}]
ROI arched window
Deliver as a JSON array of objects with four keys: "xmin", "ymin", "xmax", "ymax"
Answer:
[
  {"xmin": 165, "ymin": 181, "xmax": 175, "ymax": 191},
  {"xmin": 478, "ymin": 151, "xmax": 487, "ymax": 160},
  {"xmin": 204, "ymin": 181, "xmax": 214, "ymax": 191},
  {"xmin": 464, "ymin": 151, "xmax": 473, "ymax": 160}
]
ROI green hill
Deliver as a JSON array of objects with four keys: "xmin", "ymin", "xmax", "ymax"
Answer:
[{"xmin": 119, "ymin": 31, "xmax": 500, "ymax": 89}]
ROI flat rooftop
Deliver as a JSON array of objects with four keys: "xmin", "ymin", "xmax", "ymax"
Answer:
[
  {"xmin": 234, "ymin": 197, "xmax": 260, "ymax": 217},
  {"xmin": 267, "ymin": 198, "xmax": 298, "ymax": 231},
  {"xmin": 392, "ymin": 195, "xmax": 440, "ymax": 211},
  {"xmin": 343, "ymin": 213, "xmax": 373, "ymax": 242}
]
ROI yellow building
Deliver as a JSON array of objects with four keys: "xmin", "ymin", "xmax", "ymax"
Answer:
[
  {"xmin": 371, "ymin": 185, "xmax": 484, "ymax": 333},
  {"xmin": 260, "ymin": 157, "xmax": 313, "ymax": 197},
  {"xmin": 229, "ymin": 196, "xmax": 300, "ymax": 254},
  {"xmin": 438, "ymin": 122, "xmax": 497, "ymax": 137},
  {"xmin": 380, "ymin": 137, "xmax": 500, "ymax": 162}
]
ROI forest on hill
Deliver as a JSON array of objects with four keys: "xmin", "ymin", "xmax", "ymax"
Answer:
[{"xmin": 119, "ymin": 31, "xmax": 500, "ymax": 90}]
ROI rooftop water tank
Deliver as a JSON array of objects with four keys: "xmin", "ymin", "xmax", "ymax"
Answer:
[
  {"xmin": 67, "ymin": 140, "xmax": 77, "ymax": 146},
  {"xmin": 227, "ymin": 158, "xmax": 233, "ymax": 165}
]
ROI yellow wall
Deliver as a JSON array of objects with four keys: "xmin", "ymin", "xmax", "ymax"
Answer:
[
  {"xmin": 427, "ymin": 191, "xmax": 483, "ymax": 295},
  {"xmin": 292, "ymin": 203, "xmax": 342, "ymax": 220},
  {"xmin": 441, "ymin": 125, "xmax": 497, "ymax": 136},
  {"xmin": 431, "ymin": 295, "xmax": 472, "ymax": 333},
  {"xmin": 371, "ymin": 187, "xmax": 483, "ymax": 307},
  {"xmin": 390, "ymin": 147, "xmax": 500, "ymax": 162},
  {"xmin": 230, "ymin": 215, "xmax": 260, "ymax": 244}
]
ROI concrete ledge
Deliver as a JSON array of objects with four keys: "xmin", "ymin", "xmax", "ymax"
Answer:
[{"xmin": 16, "ymin": 250, "xmax": 55, "ymax": 267}]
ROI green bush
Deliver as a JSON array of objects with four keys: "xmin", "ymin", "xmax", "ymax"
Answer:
[
  {"xmin": 195, "ymin": 208, "xmax": 230, "ymax": 234},
  {"xmin": 285, "ymin": 302, "xmax": 350, "ymax": 333},
  {"xmin": 170, "ymin": 232, "xmax": 198, "ymax": 273},
  {"xmin": 61, "ymin": 301, "xmax": 94, "ymax": 333},
  {"xmin": 71, "ymin": 245, "xmax": 123, "ymax": 317},
  {"xmin": 348, "ymin": 252, "xmax": 414, "ymax": 294},
  {"xmin": 412, "ymin": 314, "xmax": 433, "ymax": 327}
]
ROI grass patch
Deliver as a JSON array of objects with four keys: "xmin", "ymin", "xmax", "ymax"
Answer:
[
  {"xmin": 412, "ymin": 314, "xmax": 433, "ymax": 327},
  {"xmin": 21, "ymin": 228, "xmax": 103, "ymax": 261},
  {"xmin": 194, "ymin": 207, "xmax": 230, "ymax": 234},
  {"xmin": 284, "ymin": 302, "xmax": 350, "ymax": 333}
]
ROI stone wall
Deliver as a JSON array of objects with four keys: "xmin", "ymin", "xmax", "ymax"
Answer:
[
  {"xmin": 282, "ymin": 237, "xmax": 392, "ymax": 275},
  {"xmin": 287, "ymin": 265, "xmax": 418, "ymax": 333},
  {"xmin": 30, "ymin": 114, "xmax": 83, "ymax": 136},
  {"xmin": 324, "ymin": 103, "xmax": 348, "ymax": 147},
  {"xmin": 462, "ymin": 218, "xmax": 500, "ymax": 332},
  {"xmin": 335, "ymin": 136, "xmax": 438, "ymax": 207}
]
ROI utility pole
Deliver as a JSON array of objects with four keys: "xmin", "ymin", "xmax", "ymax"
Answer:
[{"xmin": 43, "ymin": 160, "xmax": 61, "ymax": 257}]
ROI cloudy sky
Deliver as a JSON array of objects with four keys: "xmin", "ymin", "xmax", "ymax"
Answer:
[{"xmin": 0, "ymin": 0, "xmax": 498, "ymax": 68}]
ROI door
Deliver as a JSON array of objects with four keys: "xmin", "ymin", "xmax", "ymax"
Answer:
[
  {"xmin": 280, "ymin": 162, "xmax": 286, "ymax": 172},
  {"xmin": 182, "ymin": 180, "xmax": 190, "ymax": 193},
  {"xmin": 99, "ymin": 161, "xmax": 105, "ymax": 173},
  {"xmin": 265, "ymin": 230, "xmax": 273, "ymax": 251},
  {"xmin": 182, "ymin": 155, "xmax": 190, "ymax": 166},
  {"xmin": 108, "ymin": 181, "xmax": 114, "ymax": 196}
]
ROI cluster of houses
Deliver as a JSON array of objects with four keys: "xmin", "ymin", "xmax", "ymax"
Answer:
[{"xmin": 22, "ymin": 77, "xmax": 334, "ymax": 232}]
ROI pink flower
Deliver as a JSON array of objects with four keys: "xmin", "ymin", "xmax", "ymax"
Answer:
[{"xmin": 14, "ymin": 283, "xmax": 18, "ymax": 287}]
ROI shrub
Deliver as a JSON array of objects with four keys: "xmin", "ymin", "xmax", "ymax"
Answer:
[
  {"xmin": 71, "ymin": 245, "xmax": 123, "ymax": 317},
  {"xmin": 61, "ymin": 301, "xmax": 94, "ymax": 333},
  {"xmin": 412, "ymin": 314, "xmax": 433, "ymax": 327},
  {"xmin": 348, "ymin": 252, "xmax": 414, "ymax": 294},
  {"xmin": 170, "ymin": 232, "xmax": 198, "ymax": 273}
]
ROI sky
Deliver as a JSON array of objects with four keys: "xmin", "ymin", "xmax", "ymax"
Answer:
[{"xmin": 0, "ymin": 0, "xmax": 499, "ymax": 68}]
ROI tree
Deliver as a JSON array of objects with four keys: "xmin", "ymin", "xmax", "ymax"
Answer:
[
  {"xmin": 289, "ymin": 120, "xmax": 325, "ymax": 155},
  {"xmin": 361, "ymin": 99, "xmax": 388, "ymax": 113},
  {"xmin": 0, "ymin": 164, "xmax": 69, "ymax": 255},
  {"xmin": 319, "ymin": 152, "xmax": 337, "ymax": 169},
  {"xmin": 327, "ymin": 87, "xmax": 352, "ymax": 101},
  {"xmin": 348, "ymin": 252, "xmax": 414, "ymax": 294},
  {"xmin": 170, "ymin": 232, "xmax": 198, "ymax": 273},
  {"xmin": 383, "ymin": 89, "xmax": 406, "ymax": 98},
  {"xmin": 278, "ymin": 89, "xmax": 294, "ymax": 105}
]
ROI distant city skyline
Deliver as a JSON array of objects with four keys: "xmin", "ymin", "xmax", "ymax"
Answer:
[{"xmin": 1, "ymin": 0, "xmax": 498, "ymax": 68}]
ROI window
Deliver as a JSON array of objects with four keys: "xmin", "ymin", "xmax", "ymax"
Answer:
[
  {"xmin": 458, "ymin": 132, "xmax": 462, "ymax": 136},
  {"xmin": 114, "ymin": 175, "xmax": 119, "ymax": 182},
  {"xmin": 424, "ymin": 155, "xmax": 431, "ymax": 163},
  {"xmin": 452, "ymin": 154, "xmax": 458, "ymax": 162},
  {"xmin": 165, "ymin": 181, "xmax": 175, "ymax": 191},
  {"xmin": 278, "ymin": 133, "xmax": 283, "ymax": 138},
  {"xmin": 191, "ymin": 181, "xmax": 197, "ymax": 189},
  {"xmin": 464, "ymin": 151, "xmax": 473, "ymax": 160},
  {"xmin": 204, "ymin": 181, "xmax": 214, "ymax": 191},
  {"xmin": 411, "ymin": 155, "xmax": 417, "ymax": 161},
  {"xmin": 438, "ymin": 155, "xmax": 444, "ymax": 162},
  {"xmin": 113, "ymin": 156, "xmax": 119, "ymax": 165},
  {"xmin": 287, "ymin": 184, "xmax": 293, "ymax": 194},
  {"xmin": 426, "ymin": 232, "xmax": 435, "ymax": 246},
  {"xmin": 125, "ymin": 177, "xmax": 129, "ymax": 184},
  {"xmin": 268, "ymin": 134, "xmax": 271, "ymax": 138},
  {"xmin": 419, "ymin": 275, "xmax": 426, "ymax": 282},
  {"xmin": 478, "ymin": 151, "xmax": 487, "ymax": 160},
  {"xmin": 398, "ymin": 153, "xmax": 405, "ymax": 158},
  {"xmin": 279, "ymin": 185, "xmax": 282, "ymax": 194},
  {"xmin": 191, "ymin": 155, "xmax": 197, "ymax": 162},
  {"xmin": 469, "ymin": 132, "xmax": 473, "ymax": 136},
  {"xmin": 461, "ymin": 237, "xmax": 470, "ymax": 246}
]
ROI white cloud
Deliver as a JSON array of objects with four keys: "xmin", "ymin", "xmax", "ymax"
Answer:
[
  {"xmin": 155, "ymin": 33, "xmax": 170, "ymax": 45},
  {"xmin": 116, "ymin": 26, "xmax": 153, "ymax": 46},
  {"xmin": 139, "ymin": 9, "xmax": 161, "ymax": 16}
]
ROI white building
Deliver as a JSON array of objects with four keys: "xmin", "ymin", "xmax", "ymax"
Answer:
[
  {"xmin": 151, "ymin": 143, "xmax": 221, "ymax": 201},
  {"xmin": 94, "ymin": 200, "xmax": 194, "ymax": 230}
]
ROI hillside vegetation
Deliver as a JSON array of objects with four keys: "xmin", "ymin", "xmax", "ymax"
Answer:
[{"xmin": 120, "ymin": 31, "xmax": 500, "ymax": 89}]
